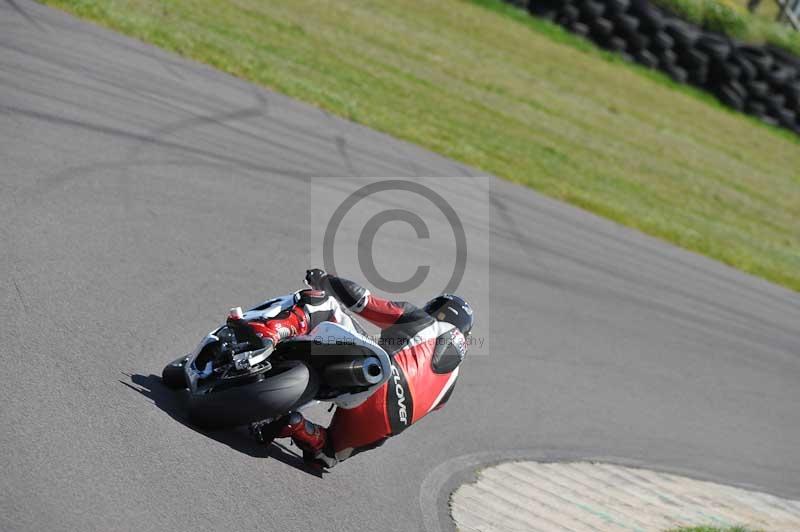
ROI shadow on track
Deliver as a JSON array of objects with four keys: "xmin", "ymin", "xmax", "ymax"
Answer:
[{"xmin": 120, "ymin": 373, "xmax": 324, "ymax": 478}]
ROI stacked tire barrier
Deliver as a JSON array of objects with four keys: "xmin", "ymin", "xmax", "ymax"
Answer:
[{"xmin": 521, "ymin": 0, "xmax": 800, "ymax": 136}]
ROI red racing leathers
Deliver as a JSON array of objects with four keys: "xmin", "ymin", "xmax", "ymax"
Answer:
[
  {"xmin": 240, "ymin": 276, "xmax": 466, "ymax": 464},
  {"xmin": 321, "ymin": 275, "xmax": 466, "ymax": 462}
]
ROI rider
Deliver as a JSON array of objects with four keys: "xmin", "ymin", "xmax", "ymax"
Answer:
[{"xmin": 245, "ymin": 269, "xmax": 473, "ymax": 468}]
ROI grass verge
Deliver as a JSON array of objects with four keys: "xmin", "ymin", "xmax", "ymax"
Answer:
[
  {"xmin": 655, "ymin": 0, "xmax": 800, "ymax": 57},
  {"xmin": 39, "ymin": 0, "xmax": 800, "ymax": 291}
]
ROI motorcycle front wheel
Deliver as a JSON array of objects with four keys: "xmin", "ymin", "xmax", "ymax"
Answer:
[{"xmin": 161, "ymin": 356, "xmax": 190, "ymax": 390}]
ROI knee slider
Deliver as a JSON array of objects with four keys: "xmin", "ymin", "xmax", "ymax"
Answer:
[{"xmin": 287, "ymin": 411, "xmax": 304, "ymax": 426}]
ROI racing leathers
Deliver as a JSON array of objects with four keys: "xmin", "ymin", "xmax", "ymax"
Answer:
[{"xmin": 246, "ymin": 274, "xmax": 467, "ymax": 467}]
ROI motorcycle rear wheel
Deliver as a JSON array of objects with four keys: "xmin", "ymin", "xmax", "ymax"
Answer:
[{"xmin": 187, "ymin": 360, "xmax": 318, "ymax": 429}]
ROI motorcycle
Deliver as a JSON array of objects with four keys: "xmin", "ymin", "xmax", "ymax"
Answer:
[{"xmin": 161, "ymin": 292, "xmax": 391, "ymax": 429}]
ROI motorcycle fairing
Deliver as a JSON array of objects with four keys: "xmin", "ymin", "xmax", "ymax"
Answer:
[
  {"xmin": 184, "ymin": 293, "xmax": 390, "ymax": 406},
  {"xmin": 185, "ymin": 331, "xmax": 220, "ymax": 393}
]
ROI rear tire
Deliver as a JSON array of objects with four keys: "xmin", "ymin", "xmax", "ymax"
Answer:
[{"xmin": 187, "ymin": 360, "xmax": 319, "ymax": 429}]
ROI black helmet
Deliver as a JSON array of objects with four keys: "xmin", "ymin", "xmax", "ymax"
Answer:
[{"xmin": 423, "ymin": 294, "xmax": 473, "ymax": 335}]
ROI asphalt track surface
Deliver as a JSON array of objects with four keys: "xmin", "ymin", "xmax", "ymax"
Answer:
[{"xmin": 1, "ymin": 2, "xmax": 799, "ymax": 531}]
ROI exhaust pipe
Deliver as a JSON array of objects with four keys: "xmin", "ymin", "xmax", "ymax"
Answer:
[{"xmin": 323, "ymin": 357, "xmax": 384, "ymax": 388}]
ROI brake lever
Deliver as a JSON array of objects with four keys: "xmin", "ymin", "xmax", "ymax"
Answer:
[{"xmin": 233, "ymin": 343, "xmax": 275, "ymax": 370}]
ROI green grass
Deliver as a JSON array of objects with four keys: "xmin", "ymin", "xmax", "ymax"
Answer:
[
  {"xmin": 39, "ymin": 0, "xmax": 800, "ymax": 291},
  {"xmin": 654, "ymin": 0, "xmax": 800, "ymax": 56},
  {"xmin": 666, "ymin": 526, "xmax": 763, "ymax": 532}
]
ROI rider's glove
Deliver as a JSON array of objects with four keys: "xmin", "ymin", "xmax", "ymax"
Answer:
[{"xmin": 304, "ymin": 268, "xmax": 328, "ymax": 290}]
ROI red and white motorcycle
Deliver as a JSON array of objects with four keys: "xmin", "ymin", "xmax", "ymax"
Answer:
[{"xmin": 161, "ymin": 292, "xmax": 391, "ymax": 429}]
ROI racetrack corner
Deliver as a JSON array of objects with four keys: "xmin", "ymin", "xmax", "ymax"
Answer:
[{"xmin": 450, "ymin": 461, "xmax": 800, "ymax": 532}]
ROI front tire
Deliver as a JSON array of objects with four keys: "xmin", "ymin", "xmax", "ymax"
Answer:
[{"xmin": 162, "ymin": 356, "xmax": 190, "ymax": 389}]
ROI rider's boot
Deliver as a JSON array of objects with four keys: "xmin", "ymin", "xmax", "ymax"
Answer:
[
  {"xmin": 249, "ymin": 418, "xmax": 285, "ymax": 445},
  {"xmin": 250, "ymin": 412, "xmax": 337, "ymax": 468},
  {"xmin": 282, "ymin": 412, "xmax": 338, "ymax": 468},
  {"xmin": 278, "ymin": 412, "xmax": 326, "ymax": 451}
]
